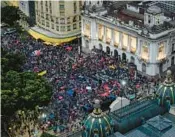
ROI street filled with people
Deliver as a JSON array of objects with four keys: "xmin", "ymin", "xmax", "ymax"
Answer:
[{"xmin": 2, "ymin": 31, "xmax": 160, "ymax": 136}]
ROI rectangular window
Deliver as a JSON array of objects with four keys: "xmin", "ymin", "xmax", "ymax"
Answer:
[
  {"xmin": 130, "ymin": 36, "xmax": 137, "ymax": 53},
  {"xmin": 42, "ymin": 20, "xmax": 45, "ymax": 25},
  {"xmin": 114, "ymin": 31, "xmax": 119, "ymax": 47},
  {"xmin": 67, "ymin": 25, "xmax": 71, "ymax": 31},
  {"xmin": 84, "ymin": 23, "xmax": 90, "ymax": 38},
  {"xmin": 158, "ymin": 42, "xmax": 165, "ymax": 60},
  {"xmin": 60, "ymin": 18, "xmax": 65, "ymax": 24},
  {"xmin": 46, "ymin": 22, "xmax": 49, "ymax": 27},
  {"xmin": 74, "ymin": 2, "xmax": 77, "ymax": 13},
  {"xmin": 73, "ymin": 16, "xmax": 77, "ymax": 22},
  {"xmin": 59, "ymin": 0, "xmax": 64, "ymax": 4},
  {"xmin": 106, "ymin": 28, "xmax": 111, "ymax": 44},
  {"xmin": 67, "ymin": 17, "xmax": 70, "ymax": 24},
  {"xmin": 79, "ymin": 1, "xmax": 82, "ymax": 7},
  {"xmin": 60, "ymin": 11, "xmax": 65, "ymax": 16},
  {"xmin": 51, "ymin": 16, "xmax": 54, "ymax": 22},
  {"xmin": 98, "ymin": 24, "xmax": 104, "ymax": 41},
  {"xmin": 56, "ymin": 17, "xmax": 59, "ymax": 24},
  {"xmin": 172, "ymin": 44, "xmax": 175, "ymax": 53},
  {"xmin": 79, "ymin": 22, "xmax": 81, "ymax": 28},
  {"xmin": 46, "ymin": 7, "xmax": 48, "ymax": 12},
  {"xmin": 141, "ymin": 42, "xmax": 149, "ymax": 60},
  {"xmin": 56, "ymin": 26, "xmax": 59, "ymax": 31},
  {"xmin": 122, "ymin": 33, "xmax": 128, "ymax": 50},
  {"xmin": 60, "ymin": 26, "xmax": 65, "ymax": 31},
  {"xmin": 73, "ymin": 23, "xmax": 77, "ymax": 29},
  {"xmin": 52, "ymin": 24, "xmax": 54, "ymax": 29},
  {"xmin": 46, "ymin": 14, "xmax": 49, "ymax": 20},
  {"xmin": 41, "ymin": 12, "xmax": 44, "ymax": 18},
  {"xmin": 60, "ymin": 4, "xmax": 64, "ymax": 10}
]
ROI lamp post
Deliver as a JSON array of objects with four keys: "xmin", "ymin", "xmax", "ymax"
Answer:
[
  {"xmin": 78, "ymin": 35, "xmax": 82, "ymax": 56},
  {"xmin": 121, "ymin": 80, "xmax": 126, "ymax": 108}
]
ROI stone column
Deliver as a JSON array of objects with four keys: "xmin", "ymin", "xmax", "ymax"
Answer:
[
  {"xmin": 103, "ymin": 26, "xmax": 106, "ymax": 43},
  {"xmin": 127, "ymin": 35, "xmax": 131, "ymax": 52},
  {"xmin": 119, "ymin": 32, "xmax": 122, "ymax": 49},
  {"xmin": 111, "ymin": 29, "xmax": 114, "ymax": 46}
]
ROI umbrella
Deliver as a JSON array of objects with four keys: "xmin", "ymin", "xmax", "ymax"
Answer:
[
  {"xmin": 33, "ymin": 50, "xmax": 41, "ymax": 56},
  {"xmin": 100, "ymin": 92, "xmax": 109, "ymax": 97},
  {"xmin": 136, "ymin": 84, "xmax": 140, "ymax": 89},
  {"xmin": 66, "ymin": 46, "xmax": 72, "ymax": 51}
]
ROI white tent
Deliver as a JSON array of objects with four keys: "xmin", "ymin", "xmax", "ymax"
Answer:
[
  {"xmin": 109, "ymin": 97, "xmax": 130, "ymax": 112},
  {"xmin": 86, "ymin": 86, "xmax": 92, "ymax": 90}
]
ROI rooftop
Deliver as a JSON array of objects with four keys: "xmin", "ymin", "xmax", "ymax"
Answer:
[
  {"xmin": 125, "ymin": 114, "xmax": 175, "ymax": 137},
  {"xmin": 84, "ymin": 1, "xmax": 175, "ymax": 37}
]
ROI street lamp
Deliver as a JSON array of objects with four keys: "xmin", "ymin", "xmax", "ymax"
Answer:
[
  {"xmin": 120, "ymin": 80, "xmax": 127, "ymax": 109},
  {"xmin": 121, "ymin": 80, "xmax": 126, "ymax": 86},
  {"xmin": 42, "ymin": 113, "xmax": 46, "ymax": 119}
]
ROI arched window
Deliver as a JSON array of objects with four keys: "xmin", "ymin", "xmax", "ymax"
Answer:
[
  {"xmin": 94, "ymin": 129, "xmax": 99, "ymax": 137},
  {"xmin": 105, "ymin": 127, "xmax": 110, "ymax": 136},
  {"xmin": 130, "ymin": 56, "xmax": 135, "ymax": 64},
  {"xmin": 114, "ymin": 50, "xmax": 118, "ymax": 58},
  {"xmin": 106, "ymin": 46, "xmax": 110, "ymax": 55},
  {"xmin": 122, "ymin": 53, "xmax": 126, "ymax": 61},
  {"xmin": 142, "ymin": 63, "xmax": 146, "ymax": 73},
  {"xmin": 99, "ymin": 44, "xmax": 103, "ymax": 51},
  {"xmin": 171, "ymin": 56, "xmax": 174, "ymax": 66}
]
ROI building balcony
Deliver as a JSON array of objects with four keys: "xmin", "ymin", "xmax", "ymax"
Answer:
[
  {"xmin": 157, "ymin": 55, "xmax": 166, "ymax": 63},
  {"xmin": 140, "ymin": 57, "xmax": 149, "ymax": 63},
  {"xmin": 122, "ymin": 47, "xmax": 127, "ymax": 51},
  {"xmin": 84, "ymin": 34, "xmax": 90, "ymax": 39},
  {"xmin": 98, "ymin": 37, "xmax": 103, "ymax": 41},
  {"xmin": 130, "ymin": 49, "xmax": 136, "ymax": 54},
  {"xmin": 106, "ymin": 41, "xmax": 111, "ymax": 45},
  {"xmin": 114, "ymin": 43, "xmax": 119, "ymax": 47}
]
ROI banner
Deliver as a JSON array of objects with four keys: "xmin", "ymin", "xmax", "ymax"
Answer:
[{"xmin": 38, "ymin": 70, "xmax": 47, "ymax": 76}]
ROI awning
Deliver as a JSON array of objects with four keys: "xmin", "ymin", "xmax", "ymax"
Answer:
[{"xmin": 28, "ymin": 29, "xmax": 77, "ymax": 46}]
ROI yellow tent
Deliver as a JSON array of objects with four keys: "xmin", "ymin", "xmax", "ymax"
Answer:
[
  {"xmin": 38, "ymin": 70, "xmax": 47, "ymax": 76},
  {"xmin": 28, "ymin": 29, "xmax": 77, "ymax": 46}
]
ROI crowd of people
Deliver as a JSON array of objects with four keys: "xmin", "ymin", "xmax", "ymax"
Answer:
[{"xmin": 2, "ymin": 31, "xmax": 158, "ymax": 136}]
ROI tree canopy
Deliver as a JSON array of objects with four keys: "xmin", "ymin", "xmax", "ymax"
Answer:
[
  {"xmin": 1, "ymin": 48, "xmax": 26, "ymax": 74},
  {"xmin": 1, "ymin": 48, "xmax": 52, "ymax": 117},
  {"xmin": 1, "ymin": 71, "xmax": 52, "ymax": 116},
  {"xmin": 1, "ymin": 6, "xmax": 20, "ymax": 26}
]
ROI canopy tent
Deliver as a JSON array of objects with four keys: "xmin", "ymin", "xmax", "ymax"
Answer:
[{"xmin": 28, "ymin": 29, "xmax": 77, "ymax": 46}]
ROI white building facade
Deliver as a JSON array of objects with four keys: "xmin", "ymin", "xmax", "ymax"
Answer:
[{"xmin": 81, "ymin": 1, "xmax": 175, "ymax": 76}]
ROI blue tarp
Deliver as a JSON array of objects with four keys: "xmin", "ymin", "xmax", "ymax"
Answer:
[
  {"xmin": 66, "ymin": 89, "xmax": 74, "ymax": 97},
  {"xmin": 108, "ymin": 94, "xmax": 116, "ymax": 100}
]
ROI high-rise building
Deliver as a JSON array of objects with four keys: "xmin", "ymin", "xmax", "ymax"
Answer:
[
  {"xmin": 1, "ymin": 1, "xmax": 19, "ymax": 8},
  {"xmin": 18, "ymin": 1, "xmax": 35, "ymax": 28},
  {"xmin": 34, "ymin": 0, "xmax": 82, "ymax": 39}
]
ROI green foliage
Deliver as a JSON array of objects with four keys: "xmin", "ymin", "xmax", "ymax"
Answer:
[
  {"xmin": 41, "ymin": 132, "xmax": 57, "ymax": 137},
  {"xmin": 1, "ymin": 6, "xmax": 20, "ymax": 26},
  {"xmin": 1, "ymin": 49, "xmax": 52, "ymax": 118},
  {"xmin": 1, "ymin": 71, "xmax": 52, "ymax": 117},
  {"xmin": 1, "ymin": 48, "xmax": 26, "ymax": 74}
]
